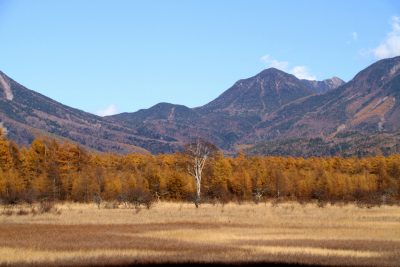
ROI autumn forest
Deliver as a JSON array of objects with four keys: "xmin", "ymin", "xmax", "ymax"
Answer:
[{"xmin": 0, "ymin": 130, "xmax": 399, "ymax": 207}]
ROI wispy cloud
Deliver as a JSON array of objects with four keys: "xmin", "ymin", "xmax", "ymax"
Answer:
[
  {"xmin": 372, "ymin": 16, "xmax": 400, "ymax": 59},
  {"xmin": 352, "ymin": 32, "xmax": 358, "ymax": 41},
  {"xmin": 96, "ymin": 104, "xmax": 118, "ymax": 116},
  {"xmin": 346, "ymin": 31, "xmax": 358, "ymax": 45},
  {"xmin": 260, "ymin": 55, "xmax": 289, "ymax": 70},
  {"xmin": 260, "ymin": 54, "xmax": 317, "ymax": 80},
  {"xmin": 291, "ymin": 66, "xmax": 316, "ymax": 80}
]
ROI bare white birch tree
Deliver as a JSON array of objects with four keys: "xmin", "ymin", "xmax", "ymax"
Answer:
[{"xmin": 186, "ymin": 139, "xmax": 215, "ymax": 208}]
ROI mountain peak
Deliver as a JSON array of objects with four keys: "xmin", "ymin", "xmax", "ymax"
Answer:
[
  {"xmin": 199, "ymin": 67, "xmax": 312, "ymax": 116},
  {"xmin": 351, "ymin": 56, "xmax": 400, "ymax": 86},
  {"xmin": 256, "ymin": 68, "xmax": 294, "ymax": 79},
  {"xmin": 301, "ymin": 76, "xmax": 345, "ymax": 94},
  {"xmin": 149, "ymin": 102, "xmax": 187, "ymax": 110},
  {"xmin": 323, "ymin": 76, "xmax": 345, "ymax": 89},
  {"xmin": 326, "ymin": 76, "xmax": 345, "ymax": 84}
]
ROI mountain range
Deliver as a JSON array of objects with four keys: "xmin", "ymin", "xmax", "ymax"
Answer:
[{"xmin": 1, "ymin": 56, "xmax": 400, "ymax": 156}]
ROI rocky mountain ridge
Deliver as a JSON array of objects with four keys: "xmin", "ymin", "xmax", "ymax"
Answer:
[{"xmin": 1, "ymin": 56, "xmax": 399, "ymax": 156}]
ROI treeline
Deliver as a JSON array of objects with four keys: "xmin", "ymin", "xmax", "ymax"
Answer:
[{"xmin": 0, "ymin": 131, "xmax": 399, "ymax": 206}]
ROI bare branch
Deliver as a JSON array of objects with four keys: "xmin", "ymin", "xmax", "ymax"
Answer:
[{"xmin": 184, "ymin": 138, "xmax": 217, "ymax": 208}]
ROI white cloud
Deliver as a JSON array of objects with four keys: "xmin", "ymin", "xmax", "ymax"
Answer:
[
  {"xmin": 291, "ymin": 66, "xmax": 317, "ymax": 80},
  {"xmin": 96, "ymin": 104, "xmax": 118, "ymax": 116},
  {"xmin": 372, "ymin": 16, "xmax": 400, "ymax": 59},
  {"xmin": 260, "ymin": 55, "xmax": 317, "ymax": 80},
  {"xmin": 352, "ymin": 32, "xmax": 358, "ymax": 41},
  {"xmin": 260, "ymin": 55, "xmax": 289, "ymax": 70}
]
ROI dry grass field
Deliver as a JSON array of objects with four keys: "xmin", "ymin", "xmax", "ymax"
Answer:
[{"xmin": 0, "ymin": 201, "xmax": 399, "ymax": 266}]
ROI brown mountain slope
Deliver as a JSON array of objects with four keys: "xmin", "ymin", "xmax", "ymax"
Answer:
[
  {"xmin": 253, "ymin": 56, "xmax": 400, "ymax": 139},
  {"xmin": 0, "ymin": 71, "xmax": 178, "ymax": 153},
  {"xmin": 1, "ymin": 57, "xmax": 398, "ymax": 156},
  {"xmin": 107, "ymin": 102, "xmax": 204, "ymax": 145},
  {"xmin": 245, "ymin": 56, "xmax": 400, "ymax": 156},
  {"xmin": 109, "ymin": 68, "xmax": 317, "ymax": 150},
  {"xmin": 198, "ymin": 68, "xmax": 314, "ymax": 117}
]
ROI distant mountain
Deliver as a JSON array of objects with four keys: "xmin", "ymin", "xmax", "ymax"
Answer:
[
  {"xmin": 110, "ymin": 102, "xmax": 200, "ymax": 126},
  {"xmin": 246, "ymin": 56, "xmax": 400, "ymax": 156},
  {"xmin": 301, "ymin": 77, "xmax": 345, "ymax": 94},
  {"xmin": 1, "ymin": 56, "xmax": 399, "ymax": 156},
  {"xmin": 198, "ymin": 68, "xmax": 314, "ymax": 116},
  {"xmin": 107, "ymin": 102, "xmax": 203, "ymax": 145},
  {"xmin": 0, "ymin": 71, "xmax": 179, "ymax": 153},
  {"xmin": 109, "ymin": 68, "xmax": 318, "ymax": 150}
]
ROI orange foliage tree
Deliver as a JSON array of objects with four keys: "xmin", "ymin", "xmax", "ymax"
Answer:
[{"xmin": 0, "ymin": 133, "xmax": 399, "ymax": 205}]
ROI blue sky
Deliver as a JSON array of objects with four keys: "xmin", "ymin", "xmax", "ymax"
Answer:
[{"xmin": 0, "ymin": 0, "xmax": 399, "ymax": 116}]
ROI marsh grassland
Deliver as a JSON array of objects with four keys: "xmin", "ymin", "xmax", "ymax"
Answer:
[{"xmin": 0, "ymin": 202, "xmax": 399, "ymax": 266}]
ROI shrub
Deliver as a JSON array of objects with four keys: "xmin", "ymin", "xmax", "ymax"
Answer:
[
  {"xmin": 16, "ymin": 209, "xmax": 29, "ymax": 216},
  {"xmin": 1, "ymin": 209, "xmax": 13, "ymax": 216},
  {"xmin": 38, "ymin": 201, "xmax": 54, "ymax": 213},
  {"xmin": 127, "ymin": 188, "xmax": 155, "ymax": 210},
  {"xmin": 36, "ymin": 200, "xmax": 61, "ymax": 214},
  {"xmin": 104, "ymin": 201, "xmax": 119, "ymax": 209}
]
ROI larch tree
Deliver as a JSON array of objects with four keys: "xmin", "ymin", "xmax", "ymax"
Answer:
[{"xmin": 0, "ymin": 129, "xmax": 13, "ymax": 172}]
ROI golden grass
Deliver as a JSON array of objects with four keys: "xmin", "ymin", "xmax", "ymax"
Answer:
[
  {"xmin": 0, "ymin": 247, "xmax": 170, "ymax": 265},
  {"xmin": 0, "ymin": 201, "xmax": 399, "ymax": 266},
  {"xmin": 240, "ymin": 245, "xmax": 381, "ymax": 258}
]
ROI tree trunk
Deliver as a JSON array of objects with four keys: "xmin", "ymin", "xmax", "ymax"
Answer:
[{"xmin": 195, "ymin": 178, "xmax": 201, "ymax": 208}]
